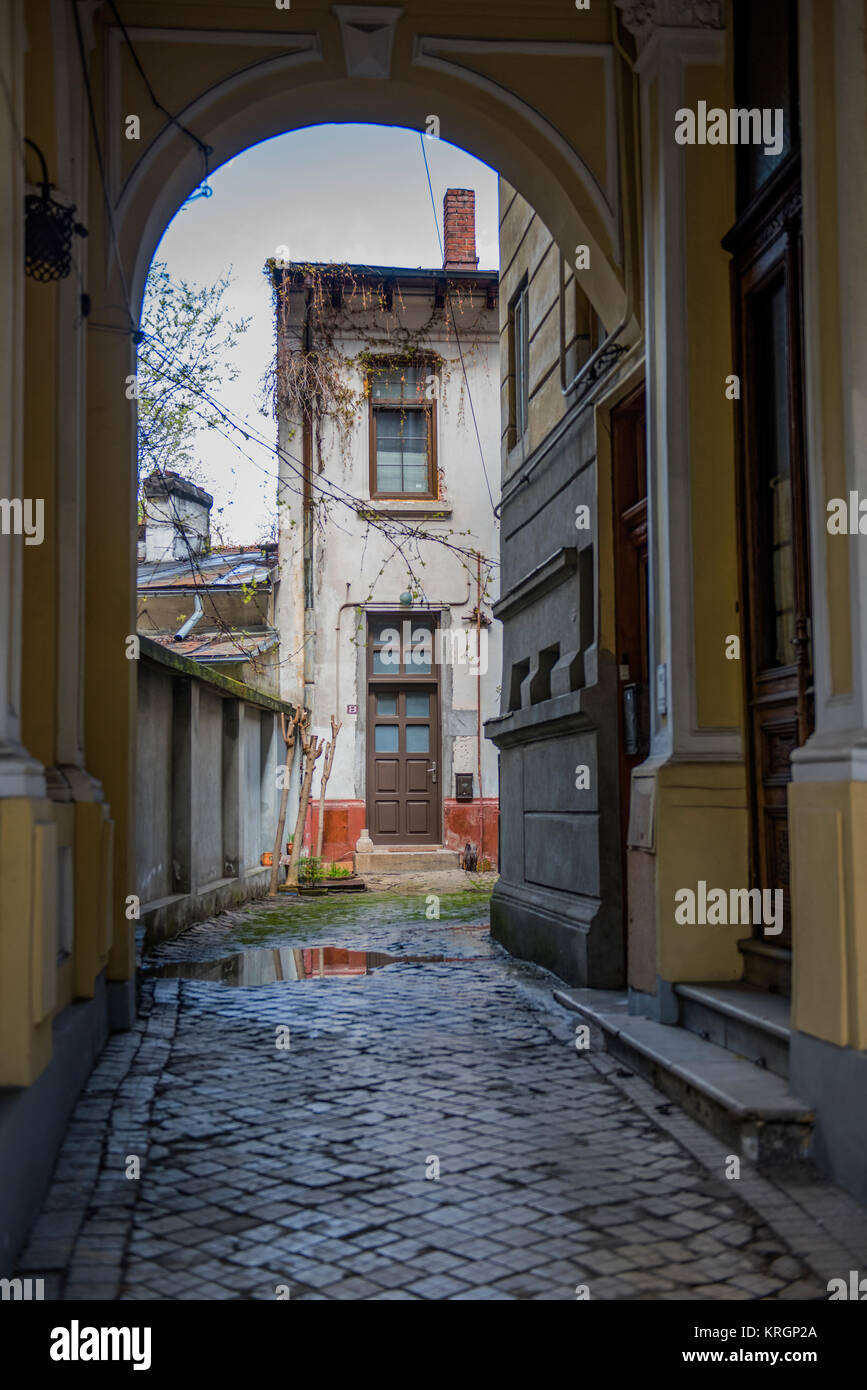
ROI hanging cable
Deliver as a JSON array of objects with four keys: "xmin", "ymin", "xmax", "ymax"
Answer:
[
  {"xmin": 104, "ymin": 0, "xmax": 213, "ymax": 176},
  {"xmin": 71, "ymin": 0, "xmax": 135, "ymax": 329}
]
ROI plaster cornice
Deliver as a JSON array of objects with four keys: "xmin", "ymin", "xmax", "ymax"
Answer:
[{"xmin": 615, "ymin": 0, "xmax": 724, "ymax": 53}]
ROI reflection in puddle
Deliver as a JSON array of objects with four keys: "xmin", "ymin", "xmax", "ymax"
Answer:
[{"xmin": 150, "ymin": 946, "xmax": 479, "ymax": 986}]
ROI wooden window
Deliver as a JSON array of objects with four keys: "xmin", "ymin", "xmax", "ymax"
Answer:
[
  {"xmin": 508, "ymin": 279, "xmax": 529, "ymax": 444},
  {"xmin": 573, "ymin": 281, "xmax": 603, "ymax": 375},
  {"xmin": 368, "ymin": 360, "xmax": 437, "ymax": 498},
  {"xmin": 733, "ymin": 0, "xmax": 799, "ymax": 214}
]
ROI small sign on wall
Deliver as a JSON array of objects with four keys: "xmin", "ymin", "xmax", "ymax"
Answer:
[{"xmin": 346, "ymin": 704, "xmax": 358, "ymax": 715}]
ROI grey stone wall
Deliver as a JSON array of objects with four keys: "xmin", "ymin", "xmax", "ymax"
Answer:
[
  {"xmin": 136, "ymin": 638, "xmax": 295, "ymax": 946},
  {"xmin": 486, "ymin": 404, "xmax": 623, "ymax": 988}
]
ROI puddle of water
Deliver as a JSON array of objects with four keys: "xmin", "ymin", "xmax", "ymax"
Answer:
[{"xmin": 148, "ymin": 945, "xmax": 483, "ymax": 986}]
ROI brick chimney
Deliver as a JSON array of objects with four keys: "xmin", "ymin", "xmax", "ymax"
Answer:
[{"xmin": 442, "ymin": 188, "xmax": 478, "ymax": 271}]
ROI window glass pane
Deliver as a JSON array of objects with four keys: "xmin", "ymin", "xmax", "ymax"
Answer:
[
  {"xmin": 375, "ymin": 464, "xmax": 404, "ymax": 493},
  {"xmin": 754, "ymin": 278, "xmax": 795, "ymax": 668},
  {"xmin": 371, "ymin": 364, "xmax": 423, "ymax": 401},
  {"xmin": 375, "ymin": 407, "xmax": 430, "ymax": 493},
  {"xmin": 401, "ymin": 463, "xmax": 429, "ymax": 493},
  {"xmin": 375, "ymin": 693, "xmax": 398, "ymax": 716},
  {"xmin": 374, "ymin": 725, "xmax": 399, "ymax": 753},
  {"xmin": 405, "ymin": 692, "xmax": 430, "ymax": 718},
  {"xmin": 371, "ymin": 622, "xmax": 400, "ymax": 645},
  {"xmin": 372, "ymin": 649, "xmax": 401, "ymax": 674},
  {"xmin": 513, "ymin": 288, "xmax": 529, "ymax": 440},
  {"xmin": 407, "ymin": 627, "xmax": 433, "ymax": 673},
  {"xmin": 374, "ymin": 410, "xmax": 402, "ymax": 442},
  {"xmin": 405, "ymin": 725, "xmax": 430, "ymax": 753}
]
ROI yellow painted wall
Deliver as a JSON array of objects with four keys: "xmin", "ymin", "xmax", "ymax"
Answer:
[
  {"xmin": 683, "ymin": 64, "xmax": 740, "ymax": 733},
  {"xmin": 790, "ymin": 781, "xmax": 867, "ymax": 1050},
  {"xmin": 655, "ymin": 762, "xmax": 749, "ymax": 983},
  {"xmin": 799, "ymin": 0, "xmax": 851, "ymax": 697},
  {"xmin": 0, "ymin": 800, "xmax": 56, "ymax": 1085}
]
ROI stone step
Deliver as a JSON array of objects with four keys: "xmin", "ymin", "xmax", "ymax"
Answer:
[
  {"xmin": 675, "ymin": 982, "xmax": 791, "ymax": 1080},
  {"xmin": 553, "ymin": 987, "xmax": 814, "ymax": 1169},
  {"xmin": 355, "ymin": 848, "xmax": 461, "ymax": 874}
]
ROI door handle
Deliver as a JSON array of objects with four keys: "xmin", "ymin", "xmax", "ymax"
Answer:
[{"xmin": 427, "ymin": 761, "xmax": 437, "ymax": 783}]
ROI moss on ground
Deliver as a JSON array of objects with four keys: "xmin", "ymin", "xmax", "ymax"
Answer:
[{"xmin": 230, "ymin": 886, "xmax": 492, "ymax": 945}]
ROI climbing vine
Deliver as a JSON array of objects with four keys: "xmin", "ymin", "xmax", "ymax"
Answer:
[{"xmin": 261, "ymin": 260, "xmax": 499, "ymax": 617}]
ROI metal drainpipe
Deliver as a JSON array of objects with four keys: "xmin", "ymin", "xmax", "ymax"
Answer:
[
  {"xmin": 334, "ymin": 587, "xmax": 358, "ymax": 717},
  {"xmin": 334, "ymin": 579, "xmax": 474, "ymax": 715},
  {"xmin": 174, "ymin": 593, "xmax": 203, "ymax": 640},
  {"xmin": 302, "ymin": 283, "xmax": 314, "ymax": 707},
  {"xmin": 476, "ymin": 551, "xmax": 484, "ymax": 865}
]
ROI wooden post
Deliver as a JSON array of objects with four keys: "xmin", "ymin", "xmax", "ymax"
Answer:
[
  {"xmin": 269, "ymin": 707, "xmax": 304, "ymax": 895},
  {"xmin": 315, "ymin": 714, "xmax": 342, "ymax": 862},
  {"xmin": 286, "ymin": 728, "xmax": 324, "ymax": 887}
]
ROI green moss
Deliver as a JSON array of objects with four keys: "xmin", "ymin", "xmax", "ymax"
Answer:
[{"xmin": 225, "ymin": 885, "xmax": 492, "ymax": 947}]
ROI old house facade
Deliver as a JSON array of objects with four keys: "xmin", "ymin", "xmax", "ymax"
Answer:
[{"xmin": 269, "ymin": 192, "xmax": 501, "ymax": 869}]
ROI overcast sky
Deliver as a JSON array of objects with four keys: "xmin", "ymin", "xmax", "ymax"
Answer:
[{"xmin": 149, "ymin": 123, "xmax": 499, "ymax": 543}]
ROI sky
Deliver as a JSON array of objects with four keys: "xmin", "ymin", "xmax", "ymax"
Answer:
[{"xmin": 148, "ymin": 123, "xmax": 500, "ymax": 543}]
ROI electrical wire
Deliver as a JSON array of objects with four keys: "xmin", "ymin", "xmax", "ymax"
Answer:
[
  {"xmin": 56, "ymin": 17, "xmax": 500, "ymax": 666},
  {"xmin": 71, "ymin": 0, "xmax": 135, "ymax": 331},
  {"xmin": 105, "ymin": 0, "xmax": 212, "ymax": 172}
]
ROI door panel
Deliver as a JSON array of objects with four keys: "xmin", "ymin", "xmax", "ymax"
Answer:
[
  {"xmin": 376, "ymin": 801, "xmax": 399, "ymax": 835},
  {"xmin": 407, "ymin": 801, "xmax": 429, "ymax": 835},
  {"xmin": 376, "ymin": 761, "xmax": 398, "ymax": 792}
]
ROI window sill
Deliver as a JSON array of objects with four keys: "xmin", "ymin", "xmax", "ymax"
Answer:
[{"xmin": 361, "ymin": 500, "xmax": 453, "ymax": 520}]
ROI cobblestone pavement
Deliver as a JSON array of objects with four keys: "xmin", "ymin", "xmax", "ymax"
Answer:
[{"xmin": 16, "ymin": 891, "xmax": 867, "ymax": 1300}]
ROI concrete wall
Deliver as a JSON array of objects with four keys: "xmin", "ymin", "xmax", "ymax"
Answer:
[
  {"xmin": 135, "ymin": 662, "xmax": 173, "ymax": 903},
  {"xmin": 136, "ymin": 637, "xmax": 295, "ymax": 946}
]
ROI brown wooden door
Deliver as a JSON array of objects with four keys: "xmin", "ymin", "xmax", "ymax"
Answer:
[
  {"xmin": 367, "ymin": 685, "xmax": 440, "ymax": 843},
  {"xmin": 612, "ymin": 387, "xmax": 650, "ymax": 845},
  {"xmin": 612, "ymin": 386, "xmax": 649, "ymax": 979},
  {"xmin": 730, "ymin": 177, "xmax": 812, "ymax": 956}
]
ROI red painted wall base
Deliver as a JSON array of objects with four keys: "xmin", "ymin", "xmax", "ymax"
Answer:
[
  {"xmin": 442, "ymin": 798, "xmax": 499, "ymax": 868},
  {"xmin": 303, "ymin": 798, "xmax": 499, "ymax": 868}
]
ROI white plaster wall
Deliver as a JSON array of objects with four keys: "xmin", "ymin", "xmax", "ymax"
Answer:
[{"xmin": 144, "ymin": 493, "xmax": 211, "ymax": 562}]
